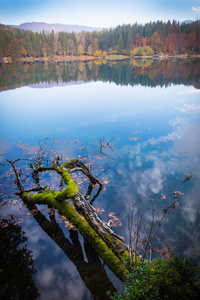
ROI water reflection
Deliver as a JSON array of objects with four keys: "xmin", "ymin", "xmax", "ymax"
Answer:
[
  {"xmin": 0, "ymin": 58, "xmax": 200, "ymax": 92},
  {"xmin": 0, "ymin": 59, "xmax": 200, "ymax": 298},
  {"xmin": 0, "ymin": 217, "xmax": 39, "ymax": 299},
  {"xmin": 99, "ymin": 115, "xmax": 200, "ymax": 265},
  {"xmin": 26, "ymin": 199, "xmax": 117, "ymax": 299}
]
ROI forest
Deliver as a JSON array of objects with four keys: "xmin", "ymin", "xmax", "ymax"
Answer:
[{"xmin": 0, "ymin": 20, "xmax": 199, "ymax": 62}]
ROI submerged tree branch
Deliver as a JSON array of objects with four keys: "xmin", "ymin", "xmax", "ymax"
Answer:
[{"xmin": 7, "ymin": 156, "xmax": 132, "ymax": 282}]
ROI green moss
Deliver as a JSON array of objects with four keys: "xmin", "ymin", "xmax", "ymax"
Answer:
[
  {"xmin": 119, "ymin": 249, "xmax": 129, "ymax": 261},
  {"xmin": 61, "ymin": 169, "xmax": 73, "ymax": 182},
  {"xmin": 35, "ymin": 196, "xmax": 129, "ymax": 281},
  {"xmin": 61, "ymin": 159, "xmax": 76, "ymax": 169},
  {"xmin": 53, "ymin": 168, "xmax": 79, "ymax": 201},
  {"xmin": 22, "ymin": 191, "xmax": 55, "ymax": 205},
  {"xmin": 22, "ymin": 192, "xmax": 31, "ymax": 199},
  {"xmin": 21, "ymin": 165, "xmax": 130, "ymax": 282},
  {"xmin": 54, "ymin": 183, "xmax": 78, "ymax": 201}
]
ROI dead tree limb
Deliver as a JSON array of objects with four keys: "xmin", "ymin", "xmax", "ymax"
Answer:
[{"xmin": 7, "ymin": 157, "xmax": 131, "ymax": 282}]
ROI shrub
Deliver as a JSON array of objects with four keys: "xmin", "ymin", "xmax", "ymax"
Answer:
[
  {"xmin": 136, "ymin": 47, "xmax": 144, "ymax": 56},
  {"xmin": 108, "ymin": 255, "xmax": 200, "ymax": 299}
]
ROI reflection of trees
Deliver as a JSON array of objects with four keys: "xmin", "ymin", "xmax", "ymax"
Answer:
[
  {"xmin": 1, "ymin": 137, "xmax": 121, "ymax": 298},
  {"xmin": 0, "ymin": 218, "xmax": 40, "ymax": 300},
  {"xmin": 0, "ymin": 59, "xmax": 199, "ymax": 92},
  {"xmin": 95, "ymin": 59, "xmax": 200, "ymax": 89},
  {"xmin": 22, "ymin": 201, "xmax": 117, "ymax": 299}
]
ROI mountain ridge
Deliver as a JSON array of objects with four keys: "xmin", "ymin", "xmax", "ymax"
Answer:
[{"xmin": 11, "ymin": 22, "xmax": 104, "ymax": 33}]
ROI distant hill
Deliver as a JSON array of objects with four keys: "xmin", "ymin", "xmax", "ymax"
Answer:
[
  {"xmin": 182, "ymin": 20, "xmax": 194, "ymax": 24},
  {"xmin": 11, "ymin": 22, "xmax": 104, "ymax": 33}
]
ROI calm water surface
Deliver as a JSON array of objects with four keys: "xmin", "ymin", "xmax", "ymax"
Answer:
[{"xmin": 0, "ymin": 59, "xmax": 200, "ymax": 299}]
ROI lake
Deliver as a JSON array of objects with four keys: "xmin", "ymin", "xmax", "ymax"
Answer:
[{"xmin": 0, "ymin": 58, "xmax": 200, "ymax": 299}]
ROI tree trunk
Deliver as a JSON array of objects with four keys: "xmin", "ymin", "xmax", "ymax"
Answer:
[{"xmin": 9, "ymin": 157, "xmax": 133, "ymax": 282}]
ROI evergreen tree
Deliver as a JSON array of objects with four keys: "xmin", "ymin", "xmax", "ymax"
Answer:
[
  {"xmin": 117, "ymin": 33, "xmax": 124, "ymax": 54},
  {"xmin": 126, "ymin": 26, "xmax": 133, "ymax": 51}
]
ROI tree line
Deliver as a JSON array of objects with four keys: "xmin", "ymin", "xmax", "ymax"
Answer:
[{"xmin": 0, "ymin": 20, "xmax": 200, "ymax": 61}]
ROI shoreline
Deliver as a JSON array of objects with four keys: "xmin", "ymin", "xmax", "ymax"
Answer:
[
  {"xmin": 4, "ymin": 55, "xmax": 130, "ymax": 63},
  {"xmin": 1, "ymin": 54, "xmax": 200, "ymax": 64}
]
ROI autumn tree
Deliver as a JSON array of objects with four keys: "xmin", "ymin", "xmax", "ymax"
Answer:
[
  {"xmin": 5, "ymin": 42, "xmax": 11, "ymax": 57},
  {"xmin": 77, "ymin": 43, "xmax": 85, "ymax": 55},
  {"xmin": 0, "ymin": 20, "xmax": 199, "ymax": 62},
  {"xmin": 67, "ymin": 39, "xmax": 76, "ymax": 56},
  {"xmin": 135, "ymin": 33, "xmax": 142, "ymax": 48},
  {"xmin": 130, "ymin": 49, "xmax": 135, "ymax": 57},
  {"xmin": 41, "ymin": 43, "xmax": 48, "ymax": 57},
  {"xmin": 94, "ymin": 37, "xmax": 99, "ymax": 51},
  {"xmin": 102, "ymin": 51, "xmax": 108, "ymax": 57},
  {"xmin": 187, "ymin": 31, "xmax": 197, "ymax": 52},
  {"xmin": 151, "ymin": 31, "xmax": 164, "ymax": 52},
  {"xmin": 145, "ymin": 46, "xmax": 154, "ymax": 56},
  {"xmin": 79, "ymin": 32, "xmax": 87, "ymax": 51},
  {"xmin": 87, "ymin": 44, "xmax": 93, "ymax": 56},
  {"xmin": 93, "ymin": 50, "xmax": 102, "ymax": 57},
  {"xmin": 136, "ymin": 46, "xmax": 144, "ymax": 56},
  {"xmin": 20, "ymin": 46, "xmax": 28, "ymax": 57}
]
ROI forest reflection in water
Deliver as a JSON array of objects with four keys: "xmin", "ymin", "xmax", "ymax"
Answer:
[
  {"xmin": 0, "ymin": 57, "xmax": 200, "ymax": 92},
  {"xmin": 0, "ymin": 58, "xmax": 200, "ymax": 299}
]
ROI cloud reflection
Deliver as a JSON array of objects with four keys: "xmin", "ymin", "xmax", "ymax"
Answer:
[
  {"xmin": 102, "ymin": 113, "xmax": 200, "ymax": 263},
  {"xmin": 176, "ymin": 104, "xmax": 200, "ymax": 113},
  {"xmin": 0, "ymin": 139, "xmax": 12, "ymax": 162},
  {"xmin": 179, "ymin": 88, "xmax": 200, "ymax": 94},
  {"xmin": 173, "ymin": 124, "xmax": 200, "ymax": 156},
  {"xmin": 36, "ymin": 259, "xmax": 88, "ymax": 300}
]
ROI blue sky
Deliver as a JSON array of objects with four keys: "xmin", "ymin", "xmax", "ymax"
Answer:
[{"xmin": 0, "ymin": 0, "xmax": 200, "ymax": 27}]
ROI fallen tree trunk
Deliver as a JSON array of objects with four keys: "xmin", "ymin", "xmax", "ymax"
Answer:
[
  {"xmin": 22, "ymin": 191, "xmax": 129, "ymax": 281},
  {"xmin": 8, "ymin": 156, "xmax": 136, "ymax": 281},
  {"xmin": 19, "ymin": 199, "xmax": 117, "ymax": 298}
]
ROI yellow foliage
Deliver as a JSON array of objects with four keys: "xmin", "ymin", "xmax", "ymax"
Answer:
[
  {"xmin": 78, "ymin": 62, "xmax": 86, "ymax": 72},
  {"xmin": 94, "ymin": 60, "xmax": 102, "ymax": 65},
  {"xmin": 87, "ymin": 61, "xmax": 93, "ymax": 70},
  {"xmin": 102, "ymin": 59, "xmax": 108, "ymax": 65},
  {"xmin": 77, "ymin": 43, "xmax": 85, "ymax": 55},
  {"xmin": 87, "ymin": 45, "xmax": 93, "ymax": 56},
  {"xmin": 93, "ymin": 50, "xmax": 102, "ymax": 57}
]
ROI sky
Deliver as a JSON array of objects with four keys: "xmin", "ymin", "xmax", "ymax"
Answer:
[{"xmin": 0, "ymin": 0, "xmax": 200, "ymax": 28}]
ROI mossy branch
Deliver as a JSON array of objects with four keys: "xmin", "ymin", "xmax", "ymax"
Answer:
[
  {"xmin": 21, "ymin": 191, "xmax": 129, "ymax": 282},
  {"xmin": 8, "ymin": 157, "xmax": 131, "ymax": 281}
]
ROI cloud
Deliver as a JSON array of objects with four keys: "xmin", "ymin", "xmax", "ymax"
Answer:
[
  {"xmin": 35, "ymin": 260, "xmax": 87, "ymax": 300},
  {"xmin": 169, "ymin": 116, "xmax": 186, "ymax": 127},
  {"xmin": 176, "ymin": 104, "xmax": 200, "ymax": 113},
  {"xmin": 192, "ymin": 6, "xmax": 200, "ymax": 11},
  {"xmin": 0, "ymin": 140, "xmax": 12, "ymax": 161},
  {"xmin": 38, "ymin": 268, "xmax": 54, "ymax": 287},
  {"xmin": 80, "ymin": 121, "xmax": 89, "ymax": 126},
  {"xmin": 146, "ymin": 130, "xmax": 181, "ymax": 146},
  {"xmin": 179, "ymin": 88, "xmax": 200, "ymax": 94},
  {"xmin": 136, "ymin": 159, "xmax": 165, "ymax": 197},
  {"xmin": 173, "ymin": 124, "xmax": 200, "ymax": 156}
]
